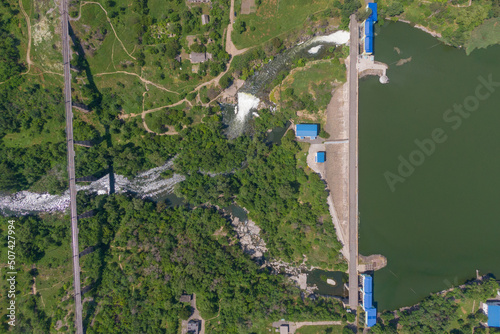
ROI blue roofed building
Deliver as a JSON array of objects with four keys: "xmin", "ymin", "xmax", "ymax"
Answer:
[
  {"xmin": 365, "ymin": 19, "xmax": 373, "ymax": 37},
  {"xmin": 295, "ymin": 124, "xmax": 319, "ymax": 140},
  {"xmin": 368, "ymin": 2, "xmax": 378, "ymax": 22},
  {"xmin": 365, "ymin": 308, "xmax": 377, "ymax": 327},
  {"xmin": 315, "ymin": 152, "xmax": 326, "ymax": 163},
  {"xmin": 364, "ymin": 36, "xmax": 373, "ymax": 54},
  {"xmin": 361, "ymin": 274, "xmax": 377, "ymax": 327},
  {"xmin": 362, "ymin": 3, "xmax": 377, "ymax": 55},
  {"xmin": 485, "ymin": 301, "xmax": 500, "ymax": 327}
]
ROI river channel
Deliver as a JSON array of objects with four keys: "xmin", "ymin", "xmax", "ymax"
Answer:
[{"xmin": 359, "ymin": 22, "xmax": 500, "ymax": 310}]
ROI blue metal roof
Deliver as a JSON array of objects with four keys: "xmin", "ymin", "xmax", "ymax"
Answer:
[
  {"xmin": 316, "ymin": 152, "xmax": 325, "ymax": 163},
  {"xmin": 363, "ymin": 292, "xmax": 373, "ymax": 309},
  {"xmin": 364, "ymin": 36, "xmax": 373, "ymax": 54},
  {"xmin": 296, "ymin": 124, "xmax": 319, "ymax": 137},
  {"xmin": 365, "ymin": 19, "xmax": 373, "ymax": 37},
  {"xmin": 363, "ymin": 275, "xmax": 373, "ymax": 293},
  {"xmin": 489, "ymin": 304, "xmax": 500, "ymax": 327},
  {"xmin": 365, "ymin": 308, "xmax": 377, "ymax": 327},
  {"xmin": 368, "ymin": 3, "xmax": 378, "ymax": 22}
]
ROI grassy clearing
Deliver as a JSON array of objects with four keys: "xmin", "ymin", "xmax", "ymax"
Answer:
[
  {"xmin": 26, "ymin": 0, "xmax": 64, "ymax": 73},
  {"xmin": 2, "ymin": 118, "xmax": 65, "ymax": 148},
  {"xmin": 94, "ymin": 72, "xmax": 181, "ymax": 116},
  {"xmin": 93, "ymin": 74, "xmax": 145, "ymax": 114},
  {"xmin": 144, "ymin": 102, "xmax": 189, "ymax": 133},
  {"xmin": 276, "ymin": 60, "xmax": 345, "ymax": 125},
  {"xmin": 231, "ymin": 0, "xmax": 330, "ymax": 49},
  {"xmin": 466, "ymin": 18, "xmax": 500, "ymax": 54},
  {"xmin": 295, "ymin": 325, "xmax": 345, "ymax": 334},
  {"xmin": 296, "ymin": 141, "xmax": 310, "ymax": 169},
  {"xmin": 72, "ymin": 3, "xmax": 137, "ymax": 74},
  {"xmin": 288, "ymin": 60, "xmax": 344, "ymax": 104}
]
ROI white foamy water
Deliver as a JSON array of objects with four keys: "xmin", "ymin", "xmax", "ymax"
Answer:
[
  {"xmin": 311, "ymin": 30, "xmax": 350, "ymax": 45},
  {"xmin": 0, "ymin": 159, "xmax": 186, "ymax": 215},
  {"xmin": 236, "ymin": 92, "xmax": 260, "ymax": 122},
  {"xmin": 308, "ymin": 45, "xmax": 323, "ymax": 54}
]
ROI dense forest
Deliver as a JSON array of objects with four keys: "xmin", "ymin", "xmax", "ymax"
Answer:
[
  {"xmin": 0, "ymin": 195, "xmax": 350, "ymax": 333},
  {"xmin": 172, "ymin": 110, "xmax": 345, "ymax": 269}
]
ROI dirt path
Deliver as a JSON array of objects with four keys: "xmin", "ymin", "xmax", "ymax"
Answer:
[
  {"xmin": 84, "ymin": 0, "xmax": 254, "ymax": 134},
  {"xmin": 119, "ymin": 98, "xmax": 190, "ymax": 120},
  {"xmin": 94, "ymin": 71, "xmax": 180, "ymax": 94},
  {"xmin": 451, "ymin": 0, "xmax": 472, "ymax": 7},
  {"xmin": 226, "ymin": 0, "xmax": 250, "ymax": 57},
  {"xmin": 71, "ymin": 1, "xmax": 136, "ymax": 60},
  {"xmin": 19, "ymin": 0, "xmax": 33, "ymax": 75},
  {"xmin": 139, "ymin": 86, "xmax": 180, "ymax": 135}
]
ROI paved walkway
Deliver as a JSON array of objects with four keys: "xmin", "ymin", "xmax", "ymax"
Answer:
[
  {"xmin": 272, "ymin": 320, "xmax": 342, "ymax": 333},
  {"xmin": 347, "ymin": 14, "xmax": 359, "ymax": 310}
]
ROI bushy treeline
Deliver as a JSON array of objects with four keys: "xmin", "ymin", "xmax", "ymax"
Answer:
[
  {"xmin": 174, "ymin": 111, "xmax": 344, "ymax": 268},
  {"xmin": 371, "ymin": 278, "xmax": 500, "ymax": 333},
  {"xmin": 77, "ymin": 195, "xmax": 347, "ymax": 333},
  {"xmin": 174, "ymin": 115, "xmax": 249, "ymax": 175},
  {"xmin": 374, "ymin": 0, "xmax": 500, "ymax": 48},
  {"xmin": 1, "ymin": 195, "xmax": 349, "ymax": 333},
  {"xmin": 0, "ymin": 215, "xmax": 70, "ymax": 333}
]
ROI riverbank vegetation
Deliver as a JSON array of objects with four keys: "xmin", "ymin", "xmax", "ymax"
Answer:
[
  {"xmin": 272, "ymin": 58, "xmax": 346, "ymax": 126},
  {"xmin": 369, "ymin": 277, "xmax": 500, "ymax": 333},
  {"xmin": 376, "ymin": 0, "xmax": 500, "ymax": 52}
]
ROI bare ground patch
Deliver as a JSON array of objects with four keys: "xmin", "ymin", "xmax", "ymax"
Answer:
[{"xmin": 241, "ymin": 0, "xmax": 256, "ymax": 14}]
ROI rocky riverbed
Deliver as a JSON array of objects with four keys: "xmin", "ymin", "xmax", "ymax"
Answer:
[
  {"xmin": 0, "ymin": 159, "xmax": 185, "ymax": 215},
  {"xmin": 231, "ymin": 216, "xmax": 268, "ymax": 259}
]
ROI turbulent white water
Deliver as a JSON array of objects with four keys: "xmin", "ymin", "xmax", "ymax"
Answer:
[
  {"xmin": 308, "ymin": 45, "xmax": 323, "ymax": 54},
  {"xmin": 311, "ymin": 30, "xmax": 350, "ymax": 44},
  {"xmin": 236, "ymin": 92, "xmax": 260, "ymax": 122},
  {"xmin": 0, "ymin": 160, "xmax": 186, "ymax": 215}
]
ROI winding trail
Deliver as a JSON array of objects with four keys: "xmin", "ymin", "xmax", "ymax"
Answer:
[
  {"xmin": 94, "ymin": 71, "xmax": 180, "ymax": 94},
  {"xmin": 70, "ymin": 1, "xmax": 136, "ymax": 60},
  {"xmin": 18, "ymin": 0, "xmax": 33, "ymax": 75}
]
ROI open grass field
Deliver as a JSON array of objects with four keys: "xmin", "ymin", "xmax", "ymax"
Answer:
[
  {"xmin": 274, "ymin": 60, "xmax": 345, "ymax": 125},
  {"xmin": 295, "ymin": 325, "xmax": 345, "ymax": 334},
  {"xmin": 231, "ymin": 0, "xmax": 330, "ymax": 49},
  {"xmin": 3, "ymin": 118, "xmax": 65, "ymax": 148},
  {"xmin": 71, "ymin": 3, "xmax": 139, "ymax": 74},
  {"xmin": 22, "ymin": 0, "xmax": 64, "ymax": 73},
  {"xmin": 288, "ymin": 60, "xmax": 345, "ymax": 106}
]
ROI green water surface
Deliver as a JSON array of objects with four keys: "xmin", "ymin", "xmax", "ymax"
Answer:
[{"xmin": 359, "ymin": 22, "xmax": 500, "ymax": 310}]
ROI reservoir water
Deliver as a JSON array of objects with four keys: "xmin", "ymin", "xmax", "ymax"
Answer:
[{"xmin": 359, "ymin": 22, "xmax": 500, "ymax": 310}]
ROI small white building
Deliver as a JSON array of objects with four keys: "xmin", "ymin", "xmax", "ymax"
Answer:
[
  {"xmin": 279, "ymin": 324, "xmax": 289, "ymax": 334},
  {"xmin": 189, "ymin": 52, "xmax": 213, "ymax": 63},
  {"xmin": 201, "ymin": 14, "xmax": 210, "ymax": 25}
]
